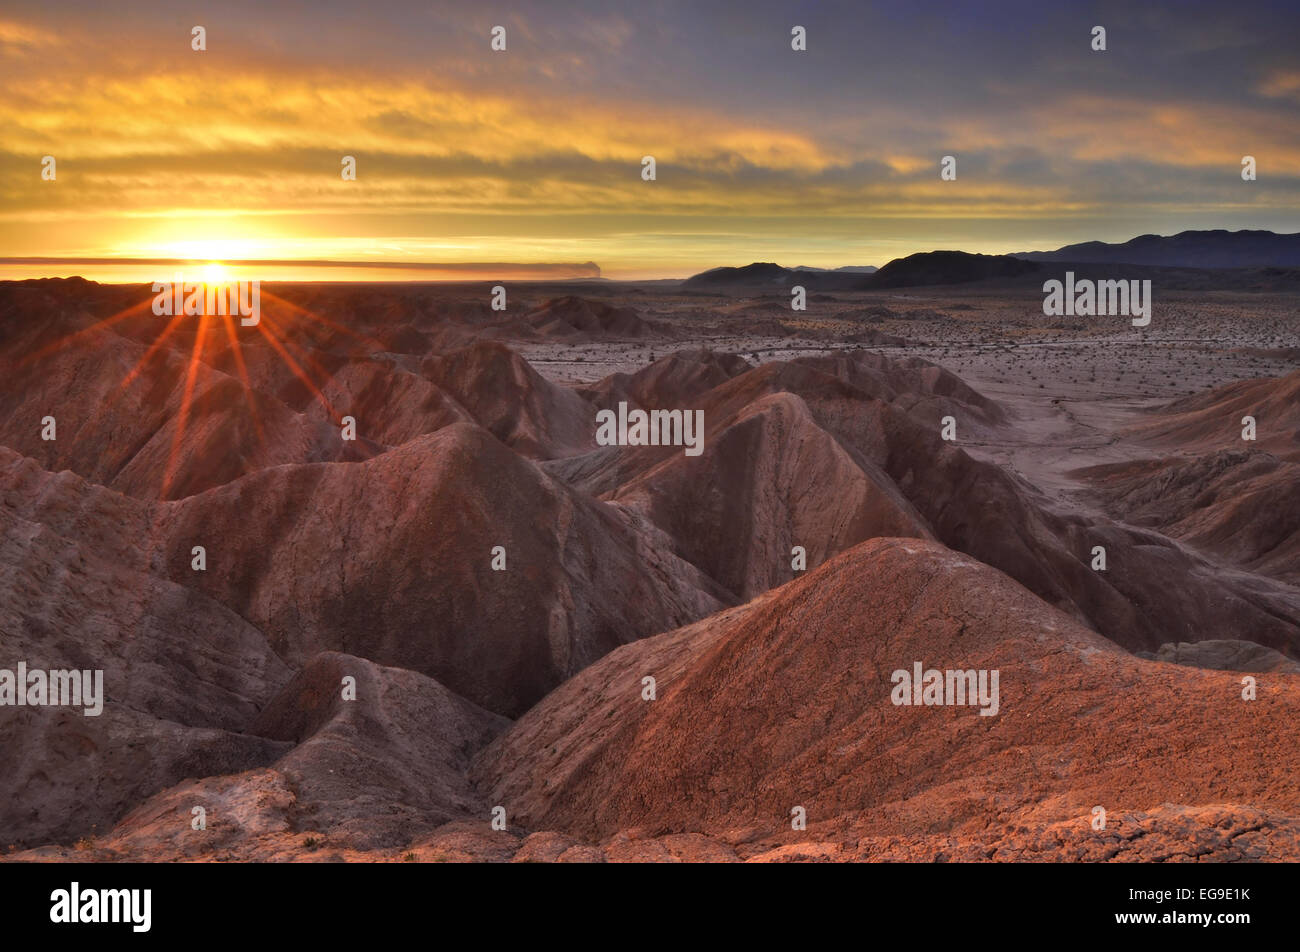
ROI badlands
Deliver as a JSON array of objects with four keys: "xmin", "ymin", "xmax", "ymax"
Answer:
[{"xmin": 1, "ymin": 260, "xmax": 1298, "ymax": 862}]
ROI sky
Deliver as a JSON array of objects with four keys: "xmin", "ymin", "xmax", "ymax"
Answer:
[{"xmin": 2, "ymin": 0, "xmax": 1299, "ymax": 280}]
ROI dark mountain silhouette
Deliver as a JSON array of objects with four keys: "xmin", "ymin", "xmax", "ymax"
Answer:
[
  {"xmin": 682, "ymin": 262, "xmax": 872, "ymax": 291},
  {"xmin": 1015, "ymin": 229, "xmax": 1300, "ymax": 269},
  {"xmin": 684, "ymin": 253, "xmax": 1039, "ymax": 291},
  {"xmin": 867, "ymin": 251, "xmax": 1042, "ymax": 288},
  {"xmin": 685, "ymin": 233, "xmax": 1300, "ymax": 292}
]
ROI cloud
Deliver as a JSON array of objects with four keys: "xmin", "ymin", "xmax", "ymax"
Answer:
[
  {"xmin": 1258, "ymin": 68, "xmax": 1300, "ymax": 101},
  {"xmin": 1, "ymin": 0, "xmax": 1298, "ymax": 275},
  {"xmin": 0, "ymin": 19, "xmax": 60, "ymax": 52}
]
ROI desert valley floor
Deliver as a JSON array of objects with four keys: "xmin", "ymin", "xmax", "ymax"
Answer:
[{"xmin": 2, "ymin": 274, "xmax": 1299, "ymax": 862}]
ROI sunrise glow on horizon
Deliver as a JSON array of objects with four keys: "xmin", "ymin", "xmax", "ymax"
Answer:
[{"xmin": 3, "ymin": 1, "xmax": 1299, "ymax": 281}]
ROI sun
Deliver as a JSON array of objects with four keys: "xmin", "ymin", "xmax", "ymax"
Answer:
[{"xmin": 201, "ymin": 262, "xmax": 230, "ymax": 285}]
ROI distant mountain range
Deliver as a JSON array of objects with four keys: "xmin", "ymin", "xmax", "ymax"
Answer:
[
  {"xmin": 868, "ymin": 251, "xmax": 1038, "ymax": 288},
  {"xmin": 1013, "ymin": 229, "xmax": 1300, "ymax": 269},
  {"xmin": 683, "ymin": 231, "xmax": 1300, "ymax": 290},
  {"xmin": 683, "ymin": 252, "xmax": 1039, "ymax": 290},
  {"xmin": 682, "ymin": 262, "xmax": 877, "ymax": 291},
  {"xmin": 791, "ymin": 265, "xmax": 878, "ymax": 274}
]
